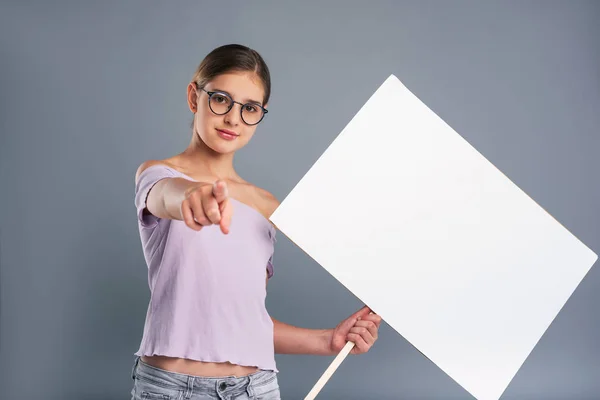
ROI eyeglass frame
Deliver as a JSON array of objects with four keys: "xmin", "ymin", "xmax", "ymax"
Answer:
[{"xmin": 196, "ymin": 84, "xmax": 268, "ymax": 126}]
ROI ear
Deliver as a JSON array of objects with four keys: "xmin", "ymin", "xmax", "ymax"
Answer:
[{"xmin": 187, "ymin": 82, "xmax": 198, "ymax": 113}]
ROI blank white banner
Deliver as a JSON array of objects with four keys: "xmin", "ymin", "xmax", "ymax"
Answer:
[{"xmin": 270, "ymin": 75, "xmax": 598, "ymax": 400}]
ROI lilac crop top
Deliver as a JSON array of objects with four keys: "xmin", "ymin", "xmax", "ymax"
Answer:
[{"xmin": 133, "ymin": 164, "xmax": 278, "ymax": 372}]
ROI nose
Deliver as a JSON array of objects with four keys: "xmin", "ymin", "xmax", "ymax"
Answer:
[{"xmin": 224, "ymin": 103, "xmax": 242, "ymax": 126}]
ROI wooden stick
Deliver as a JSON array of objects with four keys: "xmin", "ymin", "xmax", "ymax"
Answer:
[{"xmin": 304, "ymin": 341, "xmax": 355, "ymax": 400}]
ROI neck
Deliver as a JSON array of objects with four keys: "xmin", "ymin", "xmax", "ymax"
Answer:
[{"xmin": 181, "ymin": 132, "xmax": 238, "ymax": 181}]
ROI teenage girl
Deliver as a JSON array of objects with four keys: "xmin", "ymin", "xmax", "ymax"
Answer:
[{"xmin": 130, "ymin": 44, "xmax": 382, "ymax": 400}]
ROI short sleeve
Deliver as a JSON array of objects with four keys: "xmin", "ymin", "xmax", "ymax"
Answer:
[
  {"xmin": 135, "ymin": 164, "xmax": 176, "ymax": 229},
  {"xmin": 266, "ymin": 255, "xmax": 274, "ymax": 279},
  {"xmin": 266, "ymin": 227, "xmax": 277, "ymax": 279}
]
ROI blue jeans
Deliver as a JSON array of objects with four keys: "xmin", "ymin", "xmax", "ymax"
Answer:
[{"xmin": 131, "ymin": 357, "xmax": 281, "ymax": 400}]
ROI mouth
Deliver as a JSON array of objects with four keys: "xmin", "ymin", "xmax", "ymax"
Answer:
[{"xmin": 216, "ymin": 128, "xmax": 239, "ymax": 141}]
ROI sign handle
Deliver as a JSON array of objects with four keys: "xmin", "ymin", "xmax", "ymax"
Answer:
[{"xmin": 304, "ymin": 341, "xmax": 355, "ymax": 400}]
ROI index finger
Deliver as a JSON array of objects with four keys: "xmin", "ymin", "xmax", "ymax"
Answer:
[{"xmin": 219, "ymin": 197, "xmax": 233, "ymax": 234}]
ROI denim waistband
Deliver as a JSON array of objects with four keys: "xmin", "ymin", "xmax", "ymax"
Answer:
[{"xmin": 131, "ymin": 356, "xmax": 277, "ymax": 398}]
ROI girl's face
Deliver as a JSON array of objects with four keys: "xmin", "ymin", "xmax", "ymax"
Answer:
[{"xmin": 189, "ymin": 71, "xmax": 267, "ymax": 155}]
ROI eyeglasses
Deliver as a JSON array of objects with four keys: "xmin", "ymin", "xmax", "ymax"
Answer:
[{"xmin": 197, "ymin": 85, "xmax": 268, "ymax": 126}]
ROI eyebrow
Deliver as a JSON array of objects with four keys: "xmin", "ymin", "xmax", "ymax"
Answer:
[{"xmin": 210, "ymin": 88, "xmax": 262, "ymax": 106}]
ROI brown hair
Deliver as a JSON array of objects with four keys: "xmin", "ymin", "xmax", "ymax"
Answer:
[{"xmin": 192, "ymin": 44, "xmax": 271, "ymax": 105}]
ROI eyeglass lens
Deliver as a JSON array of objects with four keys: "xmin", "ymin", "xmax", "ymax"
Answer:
[{"xmin": 208, "ymin": 92, "xmax": 264, "ymax": 125}]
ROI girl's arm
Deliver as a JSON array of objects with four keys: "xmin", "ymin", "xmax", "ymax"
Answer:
[
  {"xmin": 271, "ymin": 309, "xmax": 381, "ymax": 356},
  {"xmin": 137, "ymin": 161, "xmax": 232, "ymax": 233},
  {"xmin": 272, "ymin": 318, "xmax": 334, "ymax": 355}
]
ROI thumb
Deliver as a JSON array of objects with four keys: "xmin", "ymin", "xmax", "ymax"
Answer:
[
  {"xmin": 352, "ymin": 305, "xmax": 373, "ymax": 321},
  {"xmin": 341, "ymin": 306, "xmax": 371, "ymax": 329},
  {"xmin": 212, "ymin": 180, "xmax": 228, "ymax": 204}
]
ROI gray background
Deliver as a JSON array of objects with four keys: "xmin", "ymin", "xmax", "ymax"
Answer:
[{"xmin": 1, "ymin": 1, "xmax": 599, "ymax": 399}]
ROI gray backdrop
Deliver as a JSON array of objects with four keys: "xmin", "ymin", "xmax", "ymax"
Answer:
[{"xmin": 1, "ymin": 1, "xmax": 599, "ymax": 399}]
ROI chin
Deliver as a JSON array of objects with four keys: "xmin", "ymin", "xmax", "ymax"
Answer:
[
  {"xmin": 197, "ymin": 130, "xmax": 249, "ymax": 154},
  {"xmin": 207, "ymin": 139, "xmax": 243, "ymax": 155}
]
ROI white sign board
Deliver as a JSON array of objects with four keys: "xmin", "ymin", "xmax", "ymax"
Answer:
[{"xmin": 270, "ymin": 75, "xmax": 598, "ymax": 400}]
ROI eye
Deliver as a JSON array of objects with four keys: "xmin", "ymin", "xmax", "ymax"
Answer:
[
  {"xmin": 213, "ymin": 94, "xmax": 228, "ymax": 103},
  {"xmin": 244, "ymin": 104, "xmax": 258, "ymax": 113}
]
